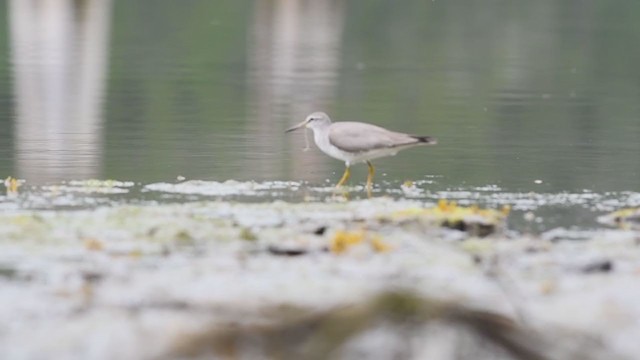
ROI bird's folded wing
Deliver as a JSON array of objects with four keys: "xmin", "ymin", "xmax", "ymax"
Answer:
[{"xmin": 328, "ymin": 122, "xmax": 419, "ymax": 153}]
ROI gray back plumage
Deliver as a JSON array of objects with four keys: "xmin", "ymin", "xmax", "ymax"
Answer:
[{"xmin": 328, "ymin": 122, "xmax": 423, "ymax": 153}]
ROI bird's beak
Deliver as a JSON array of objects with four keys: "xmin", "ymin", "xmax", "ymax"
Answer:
[{"xmin": 285, "ymin": 120, "xmax": 308, "ymax": 133}]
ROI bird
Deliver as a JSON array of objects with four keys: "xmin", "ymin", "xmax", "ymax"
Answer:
[{"xmin": 285, "ymin": 112, "xmax": 437, "ymax": 195}]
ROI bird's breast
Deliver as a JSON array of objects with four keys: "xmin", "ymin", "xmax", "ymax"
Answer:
[{"xmin": 313, "ymin": 130, "xmax": 353, "ymax": 162}]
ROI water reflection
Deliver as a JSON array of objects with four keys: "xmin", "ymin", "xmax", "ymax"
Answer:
[
  {"xmin": 9, "ymin": 0, "xmax": 112, "ymax": 182},
  {"xmin": 1, "ymin": 0, "xmax": 639, "ymax": 191},
  {"xmin": 246, "ymin": 0, "xmax": 345, "ymax": 181}
]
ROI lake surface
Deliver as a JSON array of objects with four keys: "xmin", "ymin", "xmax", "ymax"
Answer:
[
  {"xmin": 2, "ymin": 4, "xmax": 640, "ymax": 358},
  {"xmin": 0, "ymin": 0, "xmax": 639, "ymax": 231}
]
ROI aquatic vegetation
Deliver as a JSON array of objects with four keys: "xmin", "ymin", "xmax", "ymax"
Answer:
[
  {"xmin": 369, "ymin": 235, "xmax": 391, "ymax": 252},
  {"xmin": 42, "ymin": 179, "xmax": 134, "ymax": 194},
  {"xmin": 3, "ymin": 176, "xmax": 23, "ymax": 195},
  {"xmin": 83, "ymin": 238, "xmax": 104, "ymax": 251},
  {"xmin": 400, "ymin": 180, "xmax": 425, "ymax": 197},
  {"xmin": 389, "ymin": 199, "xmax": 510, "ymax": 237},
  {"xmin": 330, "ymin": 229, "xmax": 365, "ymax": 254},
  {"xmin": 239, "ymin": 227, "xmax": 258, "ymax": 241},
  {"xmin": 598, "ymin": 208, "xmax": 640, "ymax": 230},
  {"xmin": 329, "ymin": 230, "xmax": 390, "ymax": 254}
]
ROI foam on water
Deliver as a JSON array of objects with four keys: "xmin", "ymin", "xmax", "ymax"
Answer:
[{"xmin": 2, "ymin": 179, "xmax": 639, "ymax": 232}]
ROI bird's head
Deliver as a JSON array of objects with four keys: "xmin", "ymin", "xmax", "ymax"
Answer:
[{"xmin": 285, "ymin": 112, "xmax": 331, "ymax": 133}]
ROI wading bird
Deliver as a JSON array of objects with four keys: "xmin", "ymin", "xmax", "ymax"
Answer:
[{"xmin": 286, "ymin": 112, "xmax": 437, "ymax": 195}]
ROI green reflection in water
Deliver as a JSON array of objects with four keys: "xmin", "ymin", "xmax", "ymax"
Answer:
[{"xmin": 1, "ymin": 1, "xmax": 639, "ymax": 193}]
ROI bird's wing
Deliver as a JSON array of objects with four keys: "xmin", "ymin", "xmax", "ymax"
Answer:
[{"xmin": 328, "ymin": 122, "xmax": 419, "ymax": 153}]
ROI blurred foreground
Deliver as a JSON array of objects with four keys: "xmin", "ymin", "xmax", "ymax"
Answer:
[{"xmin": 0, "ymin": 180, "xmax": 638, "ymax": 359}]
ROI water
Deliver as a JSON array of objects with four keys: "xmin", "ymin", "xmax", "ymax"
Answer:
[
  {"xmin": 2, "ymin": 4, "xmax": 640, "ymax": 358},
  {"xmin": 1, "ymin": 0, "xmax": 640, "ymax": 231}
]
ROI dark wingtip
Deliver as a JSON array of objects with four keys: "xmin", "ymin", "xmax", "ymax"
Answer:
[{"xmin": 415, "ymin": 136, "xmax": 437, "ymax": 145}]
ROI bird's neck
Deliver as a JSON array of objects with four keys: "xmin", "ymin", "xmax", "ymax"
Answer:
[{"xmin": 311, "ymin": 126, "xmax": 331, "ymax": 150}]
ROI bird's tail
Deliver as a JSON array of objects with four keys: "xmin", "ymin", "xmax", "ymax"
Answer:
[{"xmin": 413, "ymin": 135, "xmax": 437, "ymax": 145}]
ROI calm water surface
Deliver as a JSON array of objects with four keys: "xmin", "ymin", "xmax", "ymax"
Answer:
[{"xmin": 0, "ymin": 0, "xmax": 639, "ymax": 230}]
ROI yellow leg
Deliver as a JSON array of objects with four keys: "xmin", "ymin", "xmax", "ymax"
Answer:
[
  {"xmin": 366, "ymin": 161, "xmax": 375, "ymax": 197},
  {"xmin": 336, "ymin": 166, "xmax": 351, "ymax": 187}
]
